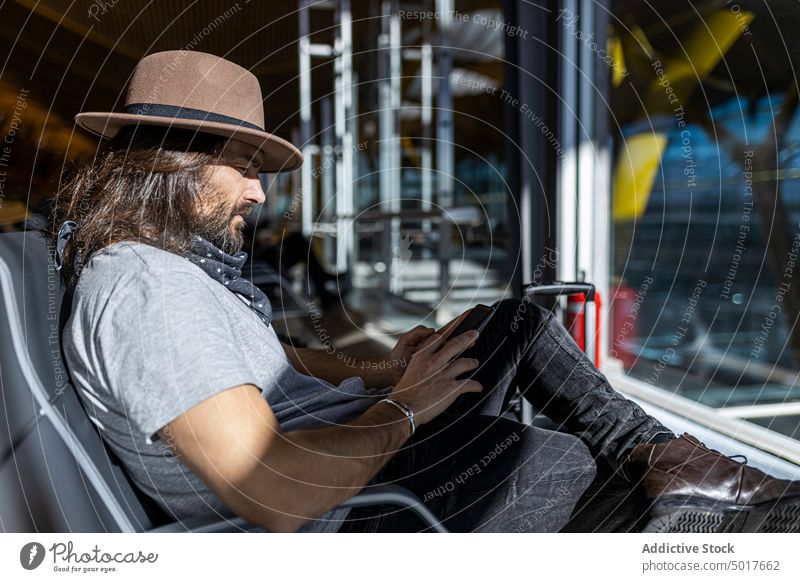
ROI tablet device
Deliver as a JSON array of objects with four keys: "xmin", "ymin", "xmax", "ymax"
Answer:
[{"xmin": 440, "ymin": 304, "xmax": 495, "ymax": 340}]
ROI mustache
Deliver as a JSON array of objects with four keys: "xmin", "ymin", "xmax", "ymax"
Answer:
[{"xmin": 234, "ymin": 204, "xmax": 254, "ymax": 217}]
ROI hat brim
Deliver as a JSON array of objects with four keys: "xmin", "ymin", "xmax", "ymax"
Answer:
[{"xmin": 75, "ymin": 112, "xmax": 303, "ymax": 173}]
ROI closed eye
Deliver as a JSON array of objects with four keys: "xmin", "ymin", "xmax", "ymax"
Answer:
[{"xmin": 235, "ymin": 164, "xmax": 255, "ymax": 176}]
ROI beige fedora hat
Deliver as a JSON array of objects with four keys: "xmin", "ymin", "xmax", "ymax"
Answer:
[{"xmin": 75, "ymin": 50, "xmax": 303, "ymax": 172}]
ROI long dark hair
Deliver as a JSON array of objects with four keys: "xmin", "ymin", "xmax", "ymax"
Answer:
[{"xmin": 47, "ymin": 125, "xmax": 227, "ymax": 287}]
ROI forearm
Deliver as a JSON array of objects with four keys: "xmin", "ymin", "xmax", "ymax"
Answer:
[
  {"xmin": 282, "ymin": 343, "xmax": 399, "ymax": 388},
  {"xmin": 235, "ymin": 400, "xmax": 410, "ymax": 532}
]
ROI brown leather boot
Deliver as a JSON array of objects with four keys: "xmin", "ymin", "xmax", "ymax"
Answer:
[{"xmin": 624, "ymin": 433, "xmax": 800, "ymax": 532}]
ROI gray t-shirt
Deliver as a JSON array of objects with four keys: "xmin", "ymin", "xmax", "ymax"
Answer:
[{"xmin": 62, "ymin": 241, "xmax": 390, "ymax": 532}]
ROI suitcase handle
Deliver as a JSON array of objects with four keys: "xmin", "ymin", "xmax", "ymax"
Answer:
[
  {"xmin": 521, "ymin": 281, "xmax": 596, "ymax": 359},
  {"xmin": 521, "ymin": 281, "xmax": 595, "ymax": 301}
]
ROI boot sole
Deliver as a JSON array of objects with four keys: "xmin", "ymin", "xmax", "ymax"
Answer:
[{"xmin": 642, "ymin": 495, "xmax": 800, "ymax": 533}]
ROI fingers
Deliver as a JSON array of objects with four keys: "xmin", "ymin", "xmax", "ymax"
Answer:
[
  {"xmin": 435, "ymin": 329, "xmax": 480, "ymax": 364},
  {"xmin": 446, "ymin": 357, "xmax": 480, "ymax": 378},
  {"xmin": 456, "ymin": 379, "xmax": 483, "ymax": 394},
  {"xmin": 411, "ymin": 324, "xmax": 436, "ymax": 336},
  {"xmin": 437, "ymin": 312, "xmax": 468, "ymax": 339},
  {"xmin": 401, "ymin": 325, "xmax": 436, "ymax": 345},
  {"xmin": 413, "ymin": 331, "xmax": 446, "ymax": 357}
]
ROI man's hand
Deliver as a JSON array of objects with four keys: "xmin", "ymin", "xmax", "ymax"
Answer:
[
  {"xmin": 389, "ymin": 329, "xmax": 483, "ymax": 426},
  {"xmin": 391, "ymin": 325, "xmax": 437, "ymax": 360},
  {"xmin": 281, "ymin": 321, "xmax": 465, "ymax": 391},
  {"xmin": 383, "ymin": 325, "xmax": 437, "ymax": 386}
]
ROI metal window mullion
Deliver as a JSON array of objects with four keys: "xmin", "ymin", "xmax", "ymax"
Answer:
[
  {"xmin": 435, "ymin": 0, "xmax": 454, "ymax": 321},
  {"xmin": 576, "ymin": 0, "xmax": 595, "ymax": 284},
  {"xmin": 389, "ymin": 0, "xmax": 403, "ymax": 293},
  {"xmin": 379, "ymin": 1, "xmax": 394, "ymax": 292},
  {"xmin": 557, "ymin": 0, "xmax": 579, "ymax": 283},
  {"xmin": 299, "ymin": 0, "xmax": 314, "ymax": 238},
  {"xmin": 340, "ymin": 0, "xmax": 355, "ymax": 274}
]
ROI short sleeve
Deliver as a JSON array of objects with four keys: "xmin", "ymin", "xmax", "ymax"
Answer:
[{"xmin": 97, "ymin": 269, "xmax": 261, "ymax": 445}]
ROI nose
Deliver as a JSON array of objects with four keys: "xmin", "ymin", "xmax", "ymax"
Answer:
[{"xmin": 243, "ymin": 176, "xmax": 266, "ymax": 206}]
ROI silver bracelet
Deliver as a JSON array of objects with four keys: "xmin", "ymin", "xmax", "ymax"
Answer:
[{"xmin": 379, "ymin": 398, "xmax": 416, "ymax": 437}]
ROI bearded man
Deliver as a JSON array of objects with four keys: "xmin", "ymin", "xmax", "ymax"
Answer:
[{"xmin": 51, "ymin": 50, "xmax": 800, "ymax": 533}]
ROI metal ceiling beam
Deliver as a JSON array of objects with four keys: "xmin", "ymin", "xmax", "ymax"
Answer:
[{"xmin": 12, "ymin": 0, "xmax": 142, "ymax": 61}]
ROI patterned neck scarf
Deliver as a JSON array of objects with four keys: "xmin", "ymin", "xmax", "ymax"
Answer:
[{"xmin": 184, "ymin": 235, "xmax": 272, "ymax": 327}]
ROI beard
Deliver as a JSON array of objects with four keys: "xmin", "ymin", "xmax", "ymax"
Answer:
[{"xmin": 191, "ymin": 193, "xmax": 246, "ymax": 255}]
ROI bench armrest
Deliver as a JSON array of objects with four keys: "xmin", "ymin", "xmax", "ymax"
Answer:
[{"xmin": 148, "ymin": 484, "xmax": 447, "ymax": 533}]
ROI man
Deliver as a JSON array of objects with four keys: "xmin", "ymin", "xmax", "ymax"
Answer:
[{"xmin": 53, "ymin": 50, "xmax": 800, "ymax": 533}]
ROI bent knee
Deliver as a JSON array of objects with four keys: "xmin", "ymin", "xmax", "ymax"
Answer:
[
  {"xmin": 561, "ymin": 437, "xmax": 597, "ymax": 487},
  {"xmin": 494, "ymin": 297, "xmax": 552, "ymax": 326},
  {"xmin": 533, "ymin": 431, "xmax": 597, "ymax": 486}
]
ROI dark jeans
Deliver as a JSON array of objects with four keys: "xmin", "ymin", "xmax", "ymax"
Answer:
[{"xmin": 338, "ymin": 297, "xmax": 673, "ymax": 532}]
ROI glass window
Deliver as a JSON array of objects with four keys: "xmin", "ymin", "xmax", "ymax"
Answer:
[{"xmin": 609, "ymin": 0, "xmax": 800, "ymax": 440}]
